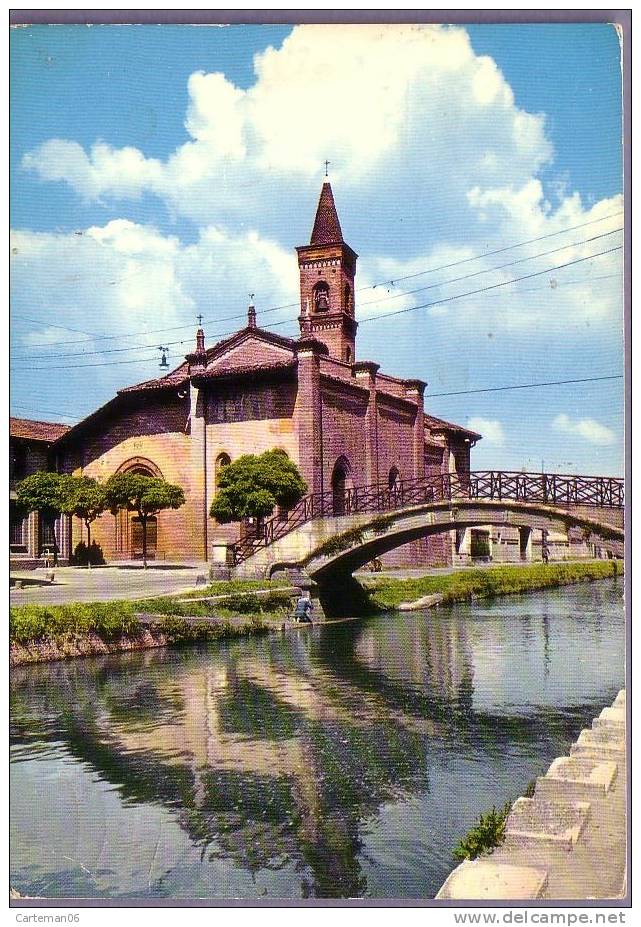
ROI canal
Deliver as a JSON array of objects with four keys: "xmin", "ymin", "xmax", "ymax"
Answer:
[{"xmin": 10, "ymin": 578, "xmax": 624, "ymax": 900}]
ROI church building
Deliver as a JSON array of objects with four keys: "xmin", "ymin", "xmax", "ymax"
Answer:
[{"xmin": 18, "ymin": 181, "xmax": 483, "ymax": 567}]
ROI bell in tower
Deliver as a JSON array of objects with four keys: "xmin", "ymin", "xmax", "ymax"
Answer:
[{"xmin": 296, "ymin": 177, "xmax": 358, "ymax": 364}]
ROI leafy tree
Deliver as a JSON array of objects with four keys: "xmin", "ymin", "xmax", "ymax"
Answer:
[
  {"xmin": 15, "ymin": 471, "xmax": 67, "ymax": 565},
  {"xmin": 210, "ymin": 450, "xmax": 307, "ymax": 527},
  {"xmin": 60, "ymin": 476, "xmax": 108, "ymax": 568},
  {"xmin": 105, "ymin": 472, "xmax": 185, "ymax": 567}
]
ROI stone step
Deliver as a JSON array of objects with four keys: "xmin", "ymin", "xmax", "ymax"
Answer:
[
  {"xmin": 504, "ymin": 796, "xmax": 591, "ymax": 851},
  {"xmin": 535, "ymin": 757, "xmax": 617, "ymax": 801},
  {"xmin": 572, "ymin": 728, "xmax": 625, "ymax": 760},
  {"xmin": 570, "ymin": 745, "xmax": 625, "ymax": 765},
  {"xmin": 593, "ymin": 706, "xmax": 626, "ymax": 730},
  {"xmin": 435, "ymin": 861, "xmax": 548, "ymax": 900}
]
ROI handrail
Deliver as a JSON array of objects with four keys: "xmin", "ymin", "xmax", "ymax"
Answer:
[{"xmin": 231, "ymin": 470, "xmax": 624, "ymax": 565}]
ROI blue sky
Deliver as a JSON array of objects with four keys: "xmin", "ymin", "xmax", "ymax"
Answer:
[{"xmin": 10, "ymin": 23, "xmax": 624, "ymax": 475}]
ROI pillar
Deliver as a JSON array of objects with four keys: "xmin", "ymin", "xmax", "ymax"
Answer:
[
  {"xmin": 353, "ymin": 361, "xmax": 380, "ymax": 484},
  {"xmin": 295, "ymin": 339, "xmax": 326, "ymax": 496},
  {"xmin": 404, "ymin": 379, "xmax": 427, "ymax": 480}
]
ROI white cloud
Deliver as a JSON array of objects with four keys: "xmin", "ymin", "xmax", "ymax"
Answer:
[
  {"xmin": 467, "ymin": 417, "xmax": 505, "ymax": 445},
  {"xmin": 16, "ymin": 23, "xmax": 623, "ymax": 350},
  {"xmin": 552, "ymin": 413, "xmax": 616, "ymax": 446},
  {"xmin": 10, "ymin": 221, "xmax": 297, "ymax": 393},
  {"xmin": 21, "ymin": 25, "xmax": 552, "ymax": 219}
]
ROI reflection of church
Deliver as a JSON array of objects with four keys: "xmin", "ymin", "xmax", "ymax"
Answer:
[{"xmin": 11, "ymin": 180, "xmax": 481, "ymax": 567}]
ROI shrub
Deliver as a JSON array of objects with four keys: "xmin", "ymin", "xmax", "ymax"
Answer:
[
  {"xmin": 71, "ymin": 541, "xmax": 106, "ymax": 566},
  {"xmin": 453, "ymin": 801, "xmax": 512, "ymax": 861}
]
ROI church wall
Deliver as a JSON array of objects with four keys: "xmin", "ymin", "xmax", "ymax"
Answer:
[
  {"xmin": 65, "ymin": 395, "xmax": 202, "ymax": 562},
  {"xmin": 206, "ymin": 379, "xmax": 300, "ymax": 549},
  {"xmin": 319, "ymin": 384, "xmax": 369, "ymax": 489},
  {"xmin": 375, "ymin": 397, "xmax": 419, "ymax": 485}
]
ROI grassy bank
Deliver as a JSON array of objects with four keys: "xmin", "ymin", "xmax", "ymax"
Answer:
[
  {"xmin": 360, "ymin": 560, "xmax": 622, "ymax": 611},
  {"xmin": 10, "ymin": 562, "xmax": 622, "ymax": 665},
  {"xmin": 9, "ymin": 579, "xmax": 294, "ymax": 666}
]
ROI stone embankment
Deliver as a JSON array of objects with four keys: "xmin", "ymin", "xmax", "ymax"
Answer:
[{"xmin": 437, "ymin": 689, "xmax": 627, "ymax": 901}]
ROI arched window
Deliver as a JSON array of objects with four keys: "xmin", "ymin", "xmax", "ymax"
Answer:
[
  {"xmin": 331, "ymin": 456, "xmax": 352, "ymax": 516},
  {"xmin": 344, "ymin": 345, "xmax": 352, "ymax": 364},
  {"xmin": 344, "ymin": 283, "xmax": 352, "ymax": 313},
  {"xmin": 313, "ymin": 281, "xmax": 330, "ymax": 312},
  {"xmin": 214, "ymin": 452, "xmax": 231, "ymax": 491}
]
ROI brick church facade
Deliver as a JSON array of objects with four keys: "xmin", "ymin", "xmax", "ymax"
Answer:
[{"xmin": 14, "ymin": 181, "xmax": 483, "ymax": 568}]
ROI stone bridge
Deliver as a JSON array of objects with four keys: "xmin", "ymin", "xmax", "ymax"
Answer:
[{"xmin": 230, "ymin": 470, "xmax": 624, "ymax": 584}]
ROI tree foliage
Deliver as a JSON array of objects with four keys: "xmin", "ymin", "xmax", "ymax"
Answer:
[
  {"xmin": 104, "ymin": 472, "xmax": 185, "ymax": 566},
  {"xmin": 210, "ymin": 450, "xmax": 307, "ymax": 523},
  {"xmin": 15, "ymin": 471, "xmax": 66, "ymax": 518},
  {"xmin": 60, "ymin": 476, "xmax": 108, "ymax": 561},
  {"xmin": 104, "ymin": 472, "xmax": 186, "ymax": 517}
]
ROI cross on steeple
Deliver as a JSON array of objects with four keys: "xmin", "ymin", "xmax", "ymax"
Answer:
[
  {"xmin": 196, "ymin": 313, "xmax": 203, "ymax": 327},
  {"xmin": 324, "ymin": 159, "xmax": 330, "ymax": 177}
]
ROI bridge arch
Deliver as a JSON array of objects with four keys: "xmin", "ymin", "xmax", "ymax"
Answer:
[{"xmin": 261, "ymin": 499, "xmax": 623, "ymax": 584}]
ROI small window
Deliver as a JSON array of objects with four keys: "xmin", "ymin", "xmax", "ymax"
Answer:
[
  {"xmin": 214, "ymin": 453, "xmax": 231, "ymax": 490},
  {"xmin": 344, "ymin": 345, "xmax": 352, "ymax": 363},
  {"xmin": 10, "ymin": 502, "xmax": 26, "ymax": 550}
]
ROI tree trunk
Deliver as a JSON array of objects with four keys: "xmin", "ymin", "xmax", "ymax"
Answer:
[
  {"xmin": 86, "ymin": 520, "xmax": 92, "ymax": 570},
  {"xmin": 141, "ymin": 514, "xmax": 148, "ymax": 569}
]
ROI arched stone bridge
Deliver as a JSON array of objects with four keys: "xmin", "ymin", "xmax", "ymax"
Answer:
[{"xmin": 231, "ymin": 471, "xmax": 624, "ymax": 583}]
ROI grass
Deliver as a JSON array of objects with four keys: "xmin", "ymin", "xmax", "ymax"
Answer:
[
  {"xmin": 10, "ymin": 581, "xmax": 295, "ymax": 647},
  {"xmin": 10, "ymin": 601, "xmax": 141, "ymax": 644},
  {"xmin": 361, "ymin": 560, "xmax": 622, "ymax": 611}
]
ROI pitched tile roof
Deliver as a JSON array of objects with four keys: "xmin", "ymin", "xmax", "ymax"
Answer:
[
  {"xmin": 310, "ymin": 180, "xmax": 344, "ymax": 245},
  {"xmin": 118, "ymin": 364, "xmax": 190, "ymax": 394},
  {"xmin": 193, "ymin": 358, "xmax": 297, "ymax": 383},
  {"xmin": 425, "ymin": 413, "xmax": 482, "ymax": 440},
  {"xmin": 10, "ymin": 416, "xmax": 71, "ymax": 442}
]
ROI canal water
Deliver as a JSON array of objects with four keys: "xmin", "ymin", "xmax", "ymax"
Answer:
[{"xmin": 11, "ymin": 578, "xmax": 624, "ymax": 900}]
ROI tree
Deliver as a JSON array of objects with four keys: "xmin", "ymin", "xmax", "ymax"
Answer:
[
  {"xmin": 105, "ymin": 472, "xmax": 185, "ymax": 567},
  {"xmin": 15, "ymin": 471, "xmax": 67, "ymax": 565},
  {"xmin": 210, "ymin": 449, "xmax": 307, "ymax": 527},
  {"xmin": 60, "ymin": 476, "xmax": 108, "ymax": 568}
]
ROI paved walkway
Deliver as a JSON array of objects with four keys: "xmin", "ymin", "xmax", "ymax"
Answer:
[
  {"xmin": 10, "ymin": 563, "xmax": 209, "ymax": 605},
  {"xmin": 437, "ymin": 689, "xmax": 627, "ymax": 901}
]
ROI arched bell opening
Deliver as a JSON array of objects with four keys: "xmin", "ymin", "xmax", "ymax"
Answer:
[{"xmin": 313, "ymin": 281, "xmax": 330, "ymax": 313}]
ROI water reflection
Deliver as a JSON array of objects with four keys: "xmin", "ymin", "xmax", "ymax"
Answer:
[{"xmin": 10, "ymin": 579, "xmax": 624, "ymax": 899}]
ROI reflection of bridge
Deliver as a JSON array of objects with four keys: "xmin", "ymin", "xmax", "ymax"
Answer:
[{"xmin": 232, "ymin": 470, "xmax": 624, "ymax": 580}]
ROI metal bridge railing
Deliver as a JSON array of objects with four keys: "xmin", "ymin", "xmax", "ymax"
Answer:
[{"xmin": 231, "ymin": 470, "xmax": 624, "ymax": 565}]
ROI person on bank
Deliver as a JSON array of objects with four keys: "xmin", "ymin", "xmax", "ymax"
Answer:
[{"xmin": 293, "ymin": 592, "xmax": 314, "ymax": 623}]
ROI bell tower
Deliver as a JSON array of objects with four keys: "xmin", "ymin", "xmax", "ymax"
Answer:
[{"xmin": 297, "ymin": 179, "xmax": 358, "ymax": 364}]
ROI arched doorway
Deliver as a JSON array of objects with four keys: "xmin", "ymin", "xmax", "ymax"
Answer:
[
  {"xmin": 114, "ymin": 458, "xmax": 163, "ymax": 561},
  {"xmin": 331, "ymin": 457, "xmax": 352, "ymax": 516}
]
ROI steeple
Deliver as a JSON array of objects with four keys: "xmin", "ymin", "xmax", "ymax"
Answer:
[
  {"xmin": 310, "ymin": 179, "xmax": 343, "ymax": 245},
  {"xmin": 296, "ymin": 178, "xmax": 358, "ymax": 364}
]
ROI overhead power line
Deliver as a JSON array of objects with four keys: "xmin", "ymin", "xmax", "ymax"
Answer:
[
  {"xmin": 11, "ymin": 243, "xmax": 622, "ymax": 371},
  {"xmin": 11, "ymin": 209, "xmax": 623, "ymax": 350},
  {"xmin": 357, "ymin": 227, "xmax": 622, "ymax": 308},
  {"xmin": 424, "ymin": 374, "xmax": 623, "ymax": 398},
  {"xmin": 358, "ymin": 244, "xmax": 622, "ymax": 324},
  {"xmin": 12, "ymin": 231, "xmax": 623, "ymax": 361}
]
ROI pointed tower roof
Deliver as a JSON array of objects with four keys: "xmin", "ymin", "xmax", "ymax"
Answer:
[{"xmin": 310, "ymin": 179, "xmax": 343, "ymax": 245}]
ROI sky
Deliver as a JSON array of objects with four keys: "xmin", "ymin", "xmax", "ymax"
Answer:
[{"xmin": 10, "ymin": 23, "xmax": 625, "ymax": 476}]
